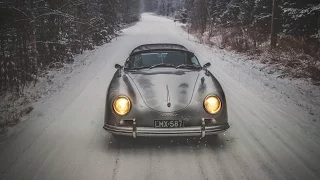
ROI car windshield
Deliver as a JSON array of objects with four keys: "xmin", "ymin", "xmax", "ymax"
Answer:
[{"xmin": 125, "ymin": 51, "xmax": 200, "ymax": 69}]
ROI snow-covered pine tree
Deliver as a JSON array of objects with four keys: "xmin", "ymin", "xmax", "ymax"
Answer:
[{"xmin": 0, "ymin": 0, "xmax": 141, "ymax": 93}]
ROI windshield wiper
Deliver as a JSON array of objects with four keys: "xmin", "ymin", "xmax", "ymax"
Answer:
[
  {"xmin": 175, "ymin": 64, "xmax": 201, "ymax": 69},
  {"xmin": 149, "ymin": 63, "xmax": 176, "ymax": 69}
]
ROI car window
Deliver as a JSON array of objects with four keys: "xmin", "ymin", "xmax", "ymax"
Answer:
[
  {"xmin": 191, "ymin": 55, "xmax": 200, "ymax": 66},
  {"xmin": 127, "ymin": 51, "xmax": 197, "ymax": 69}
]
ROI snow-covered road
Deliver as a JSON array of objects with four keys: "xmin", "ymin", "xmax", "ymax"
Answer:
[{"xmin": 0, "ymin": 14, "xmax": 319, "ymax": 180}]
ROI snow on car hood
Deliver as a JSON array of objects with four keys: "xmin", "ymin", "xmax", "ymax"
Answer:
[{"xmin": 128, "ymin": 68, "xmax": 200, "ymax": 113}]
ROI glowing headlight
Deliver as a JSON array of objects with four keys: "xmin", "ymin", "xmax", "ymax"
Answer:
[
  {"xmin": 113, "ymin": 96, "xmax": 131, "ymax": 116},
  {"xmin": 204, "ymin": 95, "xmax": 222, "ymax": 115}
]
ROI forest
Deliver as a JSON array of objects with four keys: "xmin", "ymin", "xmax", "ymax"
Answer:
[
  {"xmin": 144, "ymin": 0, "xmax": 320, "ymax": 82},
  {"xmin": 0, "ymin": 0, "xmax": 141, "ymax": 93},
  {"xmin": 1, "ymin": 0, "xmax": 320, "ymax": 93}
]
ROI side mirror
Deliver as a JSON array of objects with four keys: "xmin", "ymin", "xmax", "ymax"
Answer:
[
  {"xmin": 203, "ymin": 62, "xmax": 211, "ymax": 69},
  {"xmin": 115, "ymin": 64, "xmax": 122, "ymax": 69}
]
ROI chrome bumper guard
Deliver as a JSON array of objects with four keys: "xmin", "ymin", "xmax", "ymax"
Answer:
[{"xmin": 104, "ymin": 118, "xmax": 229, "ymax": 138}]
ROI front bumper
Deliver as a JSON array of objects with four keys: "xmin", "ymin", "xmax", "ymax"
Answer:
[{"xmin": 103, "ymin": 119, "xmax": 229, "ymax": 138}]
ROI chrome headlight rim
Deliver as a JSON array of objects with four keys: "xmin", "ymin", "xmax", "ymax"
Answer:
[
  {"xmin": 112, "ymin": 95, "xmax": 132, "ymax": 116},
  {"xmin": 203, "ymin": 95, "xmax": 222, "ymax": 115}
]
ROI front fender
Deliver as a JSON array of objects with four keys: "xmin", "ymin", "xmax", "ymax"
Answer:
[{"xmin": 104, "ymin": 70, "xmax": 228, "ymax": 127}]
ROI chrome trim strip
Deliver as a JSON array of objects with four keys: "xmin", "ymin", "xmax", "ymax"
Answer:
[
  {"xmin": 104, "ymin": 123, "xmax": 230, "ymax": 138},
  {"xmin": 133, "ymin": 118, "xmax": 137, "ymax": 138},
  {"xmin": 201, "ymin": 118, "xmax": 205, "ymax": 138}
]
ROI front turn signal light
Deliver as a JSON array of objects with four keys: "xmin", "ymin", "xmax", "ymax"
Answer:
[
  {"xmin": 113, "ymin": 96, "xmax": 131, "ymax": 116},
  {"xmin": 204, "ymin": 95, "xmax": 222, "ymax": 115}
]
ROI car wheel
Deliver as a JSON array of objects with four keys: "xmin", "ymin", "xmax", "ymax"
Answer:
[
  {"xmin": 112, "ymin": 134, "xmax": 122, "ymax": 140},
  {"xmin": 112, "ymin": 134, "xmax": 131, "ymax": 141},
  {"xmin": 205, "ymin": 134, "xmax": 219, "ymax": 140}
]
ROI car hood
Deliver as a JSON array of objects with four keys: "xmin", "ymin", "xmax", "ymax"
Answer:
[{"xmin": 128, "ymin": 69, "xmax": 200, "ymax": 113}]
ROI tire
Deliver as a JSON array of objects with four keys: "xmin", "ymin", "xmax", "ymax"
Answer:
[
  {"xmin": 112, "ymin": 134, "xmax": 122, "ymax": 140},
  {"xmin": 205, "ymin": 134, "xmax": 219, "ymax": 140},
  {"xmin": 112, "ymin": 134, "xmax": 131, "ymax": 141}
]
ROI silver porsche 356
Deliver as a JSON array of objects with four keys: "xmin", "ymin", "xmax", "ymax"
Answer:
[{"xmin": 103, "ymin": 44, "xmax": 229, "ymax": 138}]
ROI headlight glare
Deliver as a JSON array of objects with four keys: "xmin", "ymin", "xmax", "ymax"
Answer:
[
  {"xmin": 113, "ymin": 96, "xmax": 131, "ymax": 116},
  {"xmin": 204, "ymin": 95, "xmax": 222, "ymax": 114}
]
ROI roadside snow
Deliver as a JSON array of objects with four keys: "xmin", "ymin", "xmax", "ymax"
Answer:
[
  {"xmin": 176, "ymin": 22, "xmax": 320, "ymax": 135},
  {"xmin": 0, "ymin": 41, "xmax": 115, "ymax": 138}
]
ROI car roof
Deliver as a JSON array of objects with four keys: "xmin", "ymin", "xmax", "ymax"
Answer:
[{"xmin": 131, "ymin": 43, "xmax": 189, "ymax": 55}]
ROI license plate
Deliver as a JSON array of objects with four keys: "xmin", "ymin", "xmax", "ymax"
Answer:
[{"xmin": 154, "ymin": 120, "xmax": 183, "ymax": 128}]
